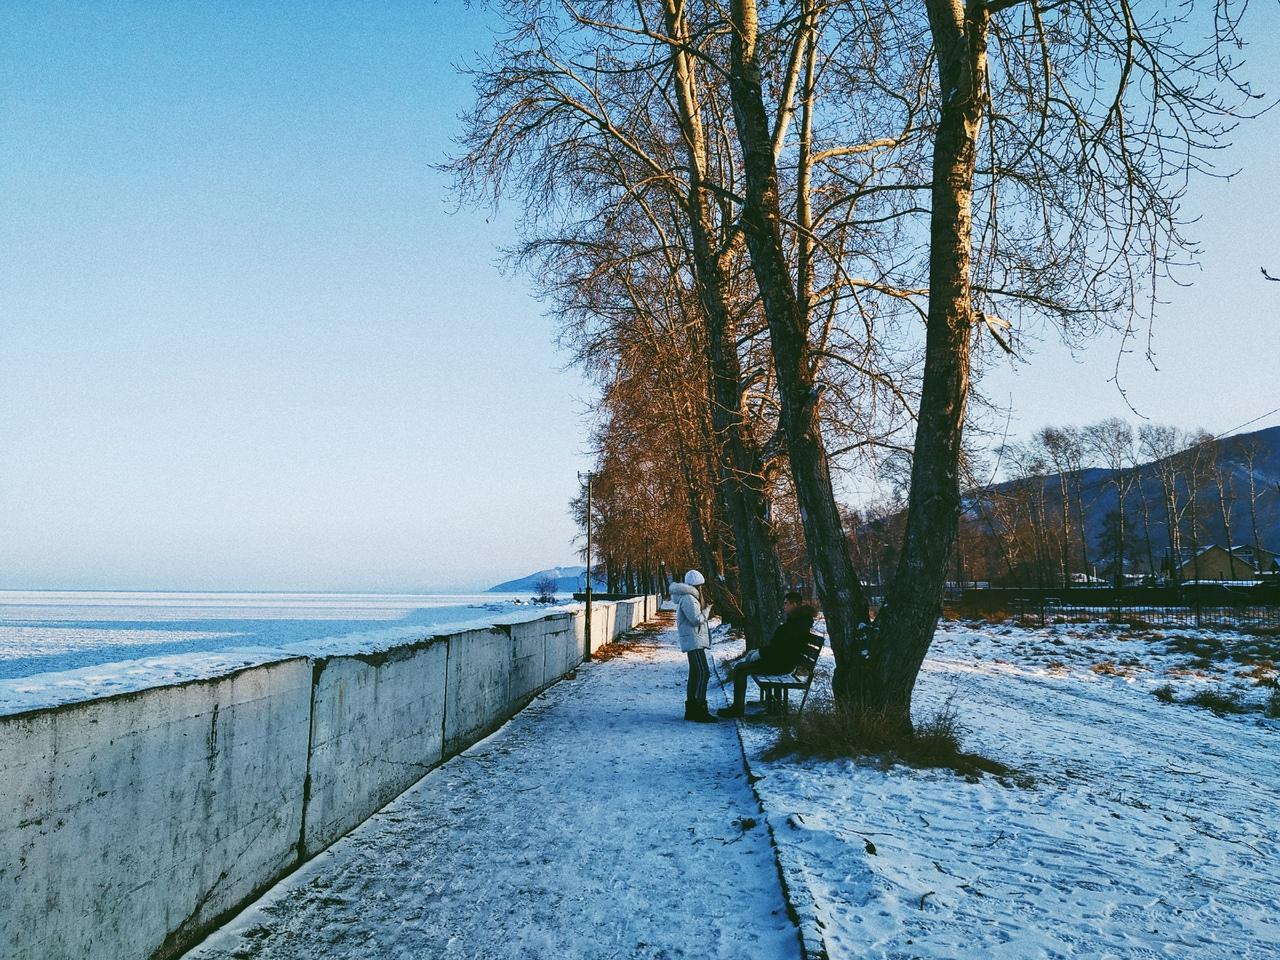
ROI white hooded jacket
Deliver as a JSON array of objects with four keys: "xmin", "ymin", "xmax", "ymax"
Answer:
[{"xmin": 670, "ymin": 581, "xmax": 711, "ymax": 652}]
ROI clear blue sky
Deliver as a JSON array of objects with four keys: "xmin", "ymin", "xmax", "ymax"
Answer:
[
  {"xmin": 1, "ymin": 2, "xmax": 1275, "ymax": 591},
  {"xmin": 0, "ymin": 2, "xmax": 593, "ymax": 592}
]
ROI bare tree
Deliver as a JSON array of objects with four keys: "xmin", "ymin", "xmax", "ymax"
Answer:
[
  {"xmin": 877, "ymin": 0, "xmax": 1259, "ymax": 713},
  {"xmin": 722, "ymin": 0, "xmax": 1260, "ymax": 724},
  {"xmin": 452, "ymin": 1, "xmax": 923, "ymax": 649},
  {"xmin": 1235, "ymin": 435, "xmax": 1268, "ymax": 571},
  {"xmin": 449, "ymin": 5, "xmax": 790, "ymax": 646},
  {"xmin": 719, "ymin": 0, "xmax": 939, "ymax": 707},
  {"xmin": 533, "ymin": 575, "xmax": 560, "ymax": 602},
  {"xmin": 1140, "ymin": 424, "xmax": 1188, "ymax": 579},
  {"xmin": 1130, "ymin": 457, "xmax": 1159, "ymax": 580},
  {"xmin": 1050, "ymin": 425, "xmax": 1095, "ymax": 578},
  {"xmin": 1085, "ymin": 419, "xmax": 1138, "ymax": 584},
  {"xmin": 1000, "ymin": 440, "xmax": 1056, "ymax": 585},
  {"xmin": 1034, "ymin": 427, "xmax": 1084, "ymax": 584},
  {"xmin": 1181, "ymin": 430, "xmax": 1217, "ymax": 575},
  {"xmin": 456, "ymin": 0, "xmax": 1262, "ymax": 730},
  {"xmin": 1208, "ymin": 441, "xmax": 1240, "ymax": 571}
]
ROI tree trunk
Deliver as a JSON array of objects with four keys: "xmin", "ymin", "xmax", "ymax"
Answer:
[
  {"xmin": 671, "ymin": 401, "xmax": 743, "ymax": 622},
  {"xmin": 1165, "ymin": 474, "xmax": 1182, "ymax": 583},
  {"xmin": 1117, "ymin": 478, "xmax": 1130, "ymax": 584},
  {"xmin": 1244, "ymin": 452, "xmax": 1263, "ymax": 572},
  {"xmin": 1214, "ymin": 463, "xmax": 1236, "ymax": 571},
  {"xmin": 870, "ymin": 0, "xmax": 989, "ymax": 728},
  {"xmin": 1056, "ymin": 471, "xmax": 1072, "ymax": 586},
  {"xmin": 725, "ymin": 0, "xmax": 873, "ymax": 698},
  {"xmin": 1136, "ymin": 471, "xmax": 1156, "ymax": 578},
  {"xmin": 1073, "ymin": 473, "xmax": 1090, "ymax": 576},
  {"xmin": 663, "ymin": 0, "xmax": 785, "ymax": 649}
]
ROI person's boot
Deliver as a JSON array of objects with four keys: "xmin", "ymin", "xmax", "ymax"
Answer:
[
  {"xmin": 717, "ymin": 703, "xmax": 744, "ymax": 718},
  {"xmin": 685, "ymin": 699, "xmax": 719, "ymax": 723}
]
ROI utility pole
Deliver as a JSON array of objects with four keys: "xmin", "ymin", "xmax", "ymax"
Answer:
[{"xmin": 578, "ymin": 470, "xmax": 597, "ymax": 660}]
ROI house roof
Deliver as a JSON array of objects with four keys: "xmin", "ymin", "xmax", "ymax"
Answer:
[{"xmin": 1174, "ymin": 543, "xmax": 1263, "ymax": 570}]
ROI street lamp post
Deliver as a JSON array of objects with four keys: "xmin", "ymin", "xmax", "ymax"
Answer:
[{"xmin": 578, "ymin": 470, "xmax": 597, "ymax": 660}]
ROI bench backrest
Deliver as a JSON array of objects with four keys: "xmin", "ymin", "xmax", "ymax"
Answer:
[{"xmin": 796, "ymin": 632, "xmax": 824, "ymax": 678}]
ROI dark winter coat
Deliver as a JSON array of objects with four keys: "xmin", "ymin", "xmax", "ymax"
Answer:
[{"xmin": 755, "ymin": 605, "xmax": 816, "ymax": 673}]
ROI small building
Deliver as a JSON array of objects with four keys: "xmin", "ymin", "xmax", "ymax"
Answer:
[
  {"xmin": 1173, "ymin": 544, "xmax": 1272, "ymax": 581},
  {"xmin": 1231, "ymin": 544, "xmax": 1279, "ymax": 575},
  {"xmin": 1069, "ymin": 572, "xmax": 1106, "ymax": 585}
]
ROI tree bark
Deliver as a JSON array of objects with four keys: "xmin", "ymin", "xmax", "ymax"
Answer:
[
  {"xmin": 1055, "ymin": 469, "xmax": 1072, "ymax": 585},
  {"xmin": 724, "ymin": 0, "xmax": 873, "ymax": 697},
  {"xmin": 671, "ymin": 389, "xmax": 744, "ymax": 623},
  {"xmin": 870, "ymin": 0, "xmax": 989, "ymax": 728},
  {"xmin": 1136, "ymin": 470, "xmax": 1157, "ymax": 578},
  {"xmin": 664, "ymin": 0, "xmax": 786, "ymax": 647}
]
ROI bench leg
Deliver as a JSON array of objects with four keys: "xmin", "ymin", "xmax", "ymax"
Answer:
[
  {"xmin": 765, "ymin": 688, "xmax": 784, "ymax": 716},
  {"xmin": 798, "ymin": 683, "xmax": 813, "ymax": 716}
]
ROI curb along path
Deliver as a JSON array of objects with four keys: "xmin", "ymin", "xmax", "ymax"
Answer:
[
  {"xmin": 183, "ymin": 621, "xmax": 803, "ymax": 960},
  {"xmin": 708, "ymin": 641, "xmax": 833, "ymax": 960}
]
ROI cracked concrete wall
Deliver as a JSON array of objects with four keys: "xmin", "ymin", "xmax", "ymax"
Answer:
[
  {"xmin": 0, "ymin": 657, "xmax": 313, "ymax": 960},
  {"xmin": 541, "ymin": 611, "xmax": 581, "ymax": 685},
  {"xmin": 441, "ymin": 626, "xmax": 514, "ymax": 757},
  {"xmin": 301, "ymin": 640, "xmax": 449, "ymax": 856}
]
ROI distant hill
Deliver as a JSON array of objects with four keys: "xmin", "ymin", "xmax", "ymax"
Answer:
[
  {"xmin": 976, "ymin": 424, "xmax": 1280, "ymax": 571},
  {"xmin": 487, "ymin": 565, "xmax": 607, "ymax": 594}
]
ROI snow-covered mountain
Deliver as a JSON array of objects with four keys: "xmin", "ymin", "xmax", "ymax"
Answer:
[{"xmin": 487, "ymin": 566, "xmax": 606, "ymax": 594}]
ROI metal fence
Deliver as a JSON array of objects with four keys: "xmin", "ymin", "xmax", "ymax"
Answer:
[
  {"xmin": 1004, "ymin": 597, "xmax": 1280, "ymax": 630},
  {"xmin": 945, "ymin": 585, "xmax": 1280, "ymax": 630}
]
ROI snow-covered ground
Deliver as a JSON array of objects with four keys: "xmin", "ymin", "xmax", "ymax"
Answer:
[
  {"xmin": 716, "ymin": 617, "xmax": 1280, "ymax": 959},
  {"xmin": 0, "ymin": 591, "xmax": 577, "ymax": 713},
  {"xmin": 181, "ymin": 624, "xmax": 801, "ymax": 960}
]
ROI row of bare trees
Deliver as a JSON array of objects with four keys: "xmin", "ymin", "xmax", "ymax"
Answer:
[
  {"xmin": 852, "ymin": 422, "xmax": 1276, "ymax": 589},
  {"xmin": 450, "ymin": 0, "xmax": 1259, "ymax": 728}
]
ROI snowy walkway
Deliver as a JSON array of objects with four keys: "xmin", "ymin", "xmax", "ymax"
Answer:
[{"xmin": 183, "ymin": 622, "xmax": 802, "ymax": 960}]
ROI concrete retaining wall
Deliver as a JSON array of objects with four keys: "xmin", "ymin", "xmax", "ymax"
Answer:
[
  {"xmin": 0, "ymin": 597, "xmax": 658, "ymax": 960},
  {"xmin": 541, "ymin": 612, "xmax": 581, "ymax": 683},
  {"xmin": 301, "ymin": 640, "xmax": 448, "ymax": 856},
  {"xmin": 615, "ymin": 598, "xmax": 645, "ymax": 634},
  {"xmin": 615, "ymin": 599, "xmax": 635, "ymax": 635},
  {"xmin": 0, "ymin": 658, "xmax": 313, "ymax": 960},
  {"xmin": 589, "ymin": 602, "xmax": 615, "ymax": 653},
  {"xmin": 442, "ymin": 626, "xmax": 513, "ymax": 756}
]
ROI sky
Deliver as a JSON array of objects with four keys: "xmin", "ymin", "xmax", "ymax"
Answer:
[
  {"xmin": 0, "ymin": 3, "xmax": 593, "ymax": 592},
  {"xmin": 1, "ymin": 2, "xmax": 1276, "ymax": 592},
  {"xmin": 975, "ymin": 7, "xmax": 1280, "ymax": 448}
]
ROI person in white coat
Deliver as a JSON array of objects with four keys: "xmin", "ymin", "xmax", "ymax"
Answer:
[{"xmin": 670, "ymin": 569, "xmax": 717, "ymax": 722}]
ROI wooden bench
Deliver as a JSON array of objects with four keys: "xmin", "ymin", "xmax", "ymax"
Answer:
[{"xmin": 752, "ymin": 632, "xmax": 825, "ymax": 716}]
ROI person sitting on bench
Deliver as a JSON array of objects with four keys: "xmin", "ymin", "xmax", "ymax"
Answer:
[{"xmin": 718, "ymin": 591, "xmax": 816, "ymax": 718}]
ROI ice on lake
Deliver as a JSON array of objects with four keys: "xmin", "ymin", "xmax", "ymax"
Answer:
[{"xmin": 0, "ymin": 590, "xmax": 553, "ymax": 681}]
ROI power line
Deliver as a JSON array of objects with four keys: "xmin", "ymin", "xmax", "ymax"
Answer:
[{"xmin": 1212, "ymin": 406, "xmax": 1280, "ymax": 442}]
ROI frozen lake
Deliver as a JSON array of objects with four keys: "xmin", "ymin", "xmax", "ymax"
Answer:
[{"xmin": 0, "ymin": 591, "xmax": 557, "ymax": 681}]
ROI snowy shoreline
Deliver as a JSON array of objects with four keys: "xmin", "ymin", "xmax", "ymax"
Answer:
[{"xmin": 0, "ymin": 591, "xmax": 581, "ymax": 715}]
